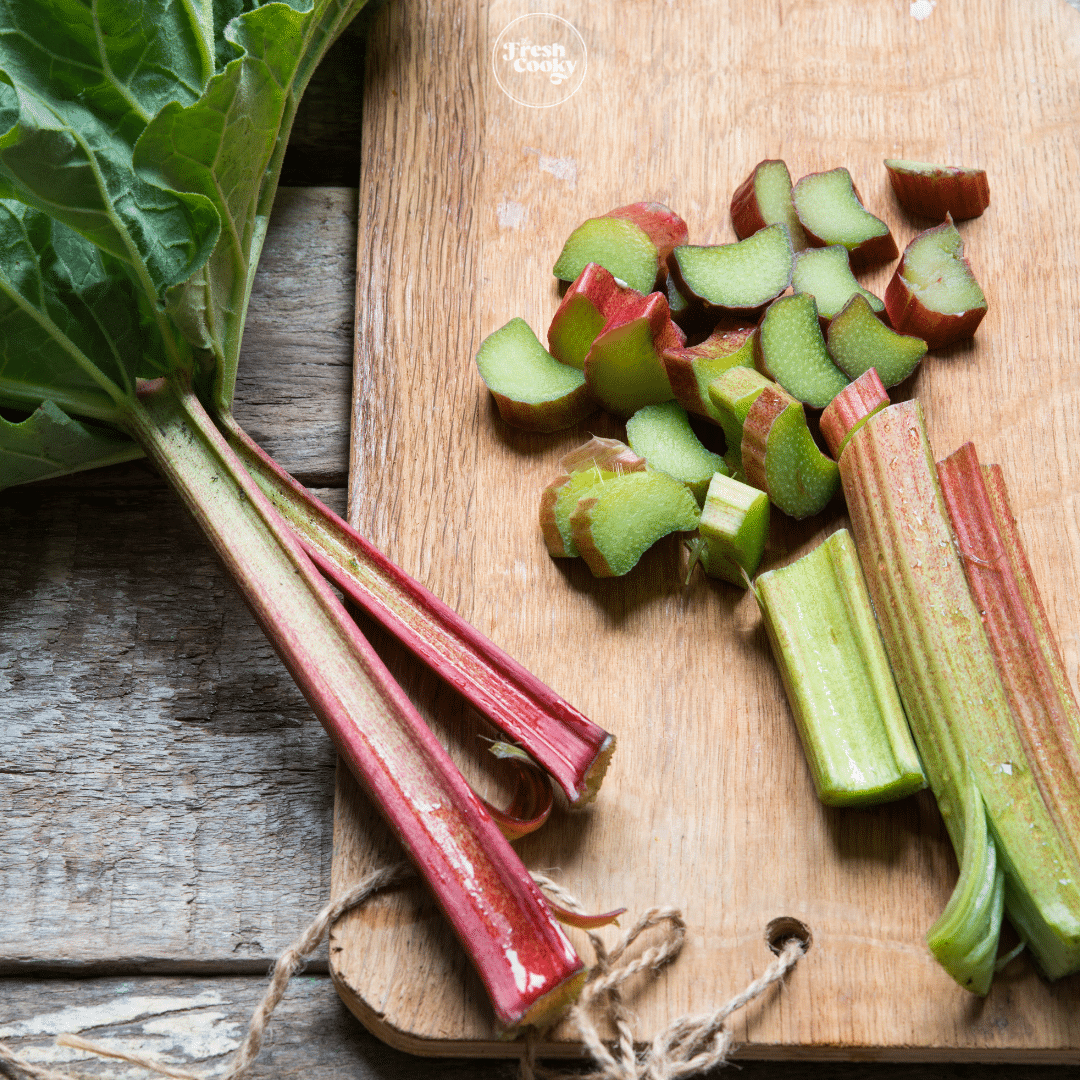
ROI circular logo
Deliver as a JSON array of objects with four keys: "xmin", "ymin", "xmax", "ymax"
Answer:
[{"xmin": 491, "ymin": 13, "xmax": 587, "ymax": 109}]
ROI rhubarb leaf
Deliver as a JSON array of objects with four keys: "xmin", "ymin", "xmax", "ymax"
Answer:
[
  {"xmin": 0, "ymin": 200, "xmax": 173, "ymax": 421},
  {"xmin": 135, "ymin": 0, "xmax": 363, "ymax": 408},
  {"xmin": 0, "ymin": 399, "xmax": 140, "ymax": 489},
  {"xmin": 0, "ymin": 0, "xmax": 367, "ymax": 478}
]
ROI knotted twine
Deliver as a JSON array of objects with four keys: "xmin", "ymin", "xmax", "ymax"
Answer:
[{"xmin": 0, "ymin": 865, "xmax": 805, "ymax": 1080}]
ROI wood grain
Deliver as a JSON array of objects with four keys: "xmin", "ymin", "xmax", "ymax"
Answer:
[
  {"xmin": 333, "ymin": 0, "xmax": 1080, "ymax": 1061},
  {"xmin": 0, "ymin": 189, "xmax": 355, "ymax": 975}
]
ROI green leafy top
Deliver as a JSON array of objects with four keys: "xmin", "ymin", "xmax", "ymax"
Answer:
[{"xmin": 0, "ymin": 0, "xmax": 365, "ymax": 488}]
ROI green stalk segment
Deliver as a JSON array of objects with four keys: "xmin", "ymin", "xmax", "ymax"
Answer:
[
  {"xmin": 839, "ymin": 400, "xmax": 1080, "ymax": 990},
  {"xmin": 755, "ymin": 529, "xmax": 926, "ymax": 806}
]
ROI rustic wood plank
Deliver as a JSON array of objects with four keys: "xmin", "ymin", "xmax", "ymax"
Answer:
[
  {"xmin": 334, "ymin": 0, "xmax": 1080, "ymax": 1061},
  {"xmin": 0, "ymin": 186, "xmax": 362, "ymax": 973},
  {"xmin": 232, "ymin": 187, "xmax": 358, "ymax": 488},
  {"xmin": 0, "ymin": 975, "xmax": 517, "ymax": 1079},
  {"xmin": 1, "ymin": 975, "xmax": 1074, "ymax": 1080}
]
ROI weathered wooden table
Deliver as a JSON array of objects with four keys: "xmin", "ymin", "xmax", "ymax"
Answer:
[{"xmin": 2, "ymin": 4, "xmax": 1079, "ymax": 1078}]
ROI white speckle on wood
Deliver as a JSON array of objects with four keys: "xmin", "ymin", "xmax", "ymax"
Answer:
[
  {"xmin": 496, "ymin": 200, "xmax": 527, "ymax": 229},
  {"xmin": 910, "ymin": 0, "xmax": 935, "ymax": 19},
  {"xmin": 523, "ymin": 147, "xmax": 578, "ymax": 190}
]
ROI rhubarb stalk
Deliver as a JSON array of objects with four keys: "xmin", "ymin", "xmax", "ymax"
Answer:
[
  {"xmin": 754, "ymin": 529, "xmax": 926, "ymax": 807},
  {"xmin": 219, "ymin": 412, "xmax": 614, "ymax": 808},
  {"xmin": 133, "ymin": 376, "xmax": 586, "ymax": 1030},
  {"xmin": 838, "ymin": 400, "xmax": 1080, "ymax": 989},
  {"xmin": 937, "ymin": 443, "xmax": 1080, "ymax": 878}
]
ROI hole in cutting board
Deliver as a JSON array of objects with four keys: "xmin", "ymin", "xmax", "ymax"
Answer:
[{"xmin": 765, "ymin": 916, "xmax": 812, "ymax": 955}]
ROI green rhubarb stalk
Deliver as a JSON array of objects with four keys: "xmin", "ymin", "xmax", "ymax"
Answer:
[
  {"xmin": 754, "ymin": 529, "xmax": 926, "ymax": 806},
  {"xmin": 938, "ymin": 444, "xmax": 1080, "ymax": 880},
  {"xmin": 838, "ymin": 400, "xmax": 1080, "ymax": 989}
]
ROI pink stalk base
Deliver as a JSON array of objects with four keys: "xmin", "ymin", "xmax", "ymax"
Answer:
[
  {"xmin": 218, "ymin": 412, "xmax": 615, "ymax": 808},
  {"xmin": 129, "ymin": 377, "xmax": 586, "ymax": 1030}
]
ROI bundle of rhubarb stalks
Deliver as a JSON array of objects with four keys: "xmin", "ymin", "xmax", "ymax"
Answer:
[{"xmin": 475, "ymin": 158, "xmax": 1080, "ymax": 996}]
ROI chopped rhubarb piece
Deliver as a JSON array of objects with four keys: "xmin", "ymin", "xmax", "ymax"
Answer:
[
  {"xmin": 548, "ymin": 263, "xmax": 642, "ymax": 370},
  {"xmin": 475, "ymin": 318, "xmax": 595, "ymax": 432},
  {"xmin": 754, "ymin": 292, "xmax": 849, "ymax": 410},
  {"xmin": 553, "ymin": 214, "xmax": 660, "ymax": 295},
  {"xmin": 670, "ymin": 223, "xmax": 794, "ymax": 318},
  {"xmin": 884, "ymin": 159, "xmax": 990, "ymax": 221},
  {"xmin": 792, "ymin": 167, "xmax": 898, "ymax": 272},
  {"xmin": 730, "ymin": 159, "xmax": 809, "ymax": 250},
  {"xmin": 884, "ymin": 216, "xmax": 987, "ymax": 351},
  {"xmin": 741, "ymin": 383, "xmax": 840, "ymax": 520},
  {"xmin": 696, "ymin": 471, "xmax": 769, "ymax": 586},
  {"xmin": 707, "ymin": 365, "xmax": 775, "ymax": 475},
  {"xmin": 569, "ymin": 470, "xmax": 701, "ymax": 577},
  {"xmin": 827, "ymin": 294, "xmax": 927, "ymax": 387},
  {"xmin": 819, "ymin": 367, "xmax": 890, "ymax": 460},
  {"xmin": 661, "ymin": 320, "xmax": 757, "ymax": 423},
  {"xmin": 583, "ymin": 290, "xmax": 682, "ymax": 417},
  {"xmin": 607, "ymin": 201, "xmax": 689, "ymax": 270},
  {"xmin": 626, "ymin": 399, "xmax": 727, "ymax": 504},
  {"xmin": 791, "ymin": 244, "xmax": 886, "ymax": 327}
]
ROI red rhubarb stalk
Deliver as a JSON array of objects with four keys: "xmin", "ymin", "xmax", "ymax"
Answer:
[
  {"xmin": 218, "ymin": 412, "xmax": 615, "ymax": 808},
  {"xmin": 134, "ymin": 377, "xmax": 585, "ymax": 1030},
  {"xmin": 937, "ymin": 443, "xmax": 1080, "ymax": 869}
]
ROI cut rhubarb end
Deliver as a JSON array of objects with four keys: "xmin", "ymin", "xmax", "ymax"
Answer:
[
  {"xmin": 730, "ymin": 159, "xmax": 809, "ymax": 250},
  {"xmin": 220, "ymin": 414, "xmax": 616, "ymax": 810},
  {"xmin": 792, "ymin": 167, "xmax": 898, "ymax": 272},
  {"xmin": 569, "ymin": 470, "xmax": 701, "ymax": 577},
  {"xmin": 476, "ymin": 318, "xmax": 596, "ymax": 432},
  {"xmin": 819, "ymin": 367, "xmax": 890, "ymax": 461},
  {"xmin": 791, "ymin": 244, "xmax": 886, "ymax": 327},
  {"xmin": 132, "ymin": 382, "xmax": 586, "ymax": 1030},
  {"xmin": 826, "ymin": 293, "xmax": 927, "ymax": 388},
  {"xmin": 937, "ymin": 444, "xmax": 1080, "ymax": 881},
  {"xmin": 755, "ymin": 292, "xmax": 849, "ymax": 410},
  {"xmin": 583, "ymin": 291, "xmax": 681, "ymax": 418},
  {"xmin": 755, "ymin": 529, "xmax": 926, "ymax": 807},
  {"xmin": 840, "ymin": 401, "xmax": 1080, "ymax": 985},
  {"xmin": 670, "ymin": 223, "xmax": 794, "ymax": 317},
  {"xmin": 553, "ymin": 214, "xmax": 660, "ymax": 295},
  {"xmin": 884, "ymin": 217, "xmax": 987, "ymax": 351},
  {"xmin": 741, "ymin": 384, "xmax": 839, "ymax": 520},
  {"xmin": 697, "ymin": 471, "xmax": 769, "ymax": 586},
  {"xmin": 884, "ymin": 159, "xmax": 990, "ymax": 221},
  {"xmin": 626, "ymin": 399, "xmax": 726, "ymax": 505}
]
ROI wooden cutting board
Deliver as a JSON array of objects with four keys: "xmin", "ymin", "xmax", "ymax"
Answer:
[{"xmin": 329, "ymin": 0, "xmax": 1080, "ymax": 1061}]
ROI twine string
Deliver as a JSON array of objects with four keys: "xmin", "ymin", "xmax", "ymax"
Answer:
[{"xmin": 0, "ymin": 867, "xmax": 804, "ymax": 1080}]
